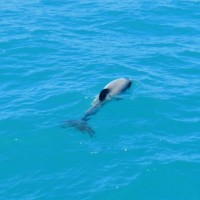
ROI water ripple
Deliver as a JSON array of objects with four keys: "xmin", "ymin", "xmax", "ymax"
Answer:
[{"xmin": 1, "ymin": 0, "xmax": 200, "ymax": 199}]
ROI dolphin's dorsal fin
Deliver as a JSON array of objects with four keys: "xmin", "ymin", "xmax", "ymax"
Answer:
[{"xmin": 99, "ymin": 88, "xmax": 110, "ymax": 102}]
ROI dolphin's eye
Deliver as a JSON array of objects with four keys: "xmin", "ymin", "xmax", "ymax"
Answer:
[{"xmin": 99, "ymin": 89, "xmax": 110, "ymax": 102}]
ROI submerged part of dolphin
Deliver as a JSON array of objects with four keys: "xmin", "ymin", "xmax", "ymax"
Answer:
[
  {"xmin": 62, "ymin": 78, "xmax": 132, "ymax": 137},
  {"xmin": 61, "ymin": 119, "xmax": 95, "ymax": 137}
]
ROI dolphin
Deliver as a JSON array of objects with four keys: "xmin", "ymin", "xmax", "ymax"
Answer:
[{"xmin": 62, "ymin": 78, "xmax": 132, "ymax": 137}]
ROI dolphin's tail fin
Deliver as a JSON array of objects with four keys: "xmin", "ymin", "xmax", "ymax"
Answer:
[{"xmin": 61, "ymin": 119, "xmax": 95, "ymax": 138}]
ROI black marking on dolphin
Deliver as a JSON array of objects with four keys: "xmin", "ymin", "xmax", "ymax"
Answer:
[{"xmin": 99, "ymin": 88, "xmax": 110, "ymax": 102}]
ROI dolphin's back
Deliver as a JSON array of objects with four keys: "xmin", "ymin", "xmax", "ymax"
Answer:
[{"xmin": 104, "ymin": 78, "xmax": 132, "ymax": 96}]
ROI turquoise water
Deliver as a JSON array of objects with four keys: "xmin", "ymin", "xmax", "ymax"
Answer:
[{"xmin": 1, "ymin": 0, "xmax": 200, "ymax": 199}]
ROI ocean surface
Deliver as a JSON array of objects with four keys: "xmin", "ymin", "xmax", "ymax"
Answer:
[{"xmin": 1, "ymin": 0, "xmax": 200, "ymax": 199}]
